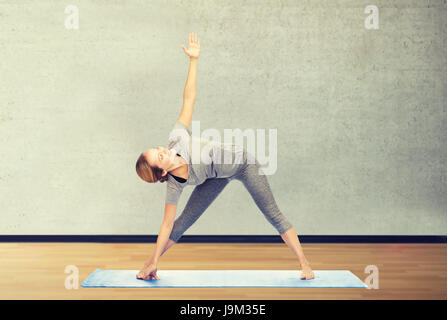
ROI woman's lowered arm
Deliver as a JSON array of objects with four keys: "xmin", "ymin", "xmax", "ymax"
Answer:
[
  {"xmin": 178, "ymin": 32, "xmax": 200, "ymax": 128},
  {"xmin": 136, "ymin": 203, "xmax": 177, "ymax": 280},
  {"xmin": 151, "ymin": 203, "xmax": 177, "ymax": 264}
]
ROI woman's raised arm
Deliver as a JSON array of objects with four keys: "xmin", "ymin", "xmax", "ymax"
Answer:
[{"xmin": 178, "ymin": 32, "xmax": 200, "ymax": 128}]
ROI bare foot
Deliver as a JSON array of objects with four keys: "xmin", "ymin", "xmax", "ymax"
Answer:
[{"xmin": 300, "ymin": 262, "xmax": 315, "ymax": 280}]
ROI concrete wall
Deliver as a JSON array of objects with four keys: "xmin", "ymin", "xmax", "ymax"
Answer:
[{"xmin": 0, "ymin": 0, "xmax": 446, "ymax": 235}]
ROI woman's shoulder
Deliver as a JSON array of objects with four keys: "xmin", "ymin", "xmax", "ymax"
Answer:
[
  {"xmin": 168, "ymin": 122, "xmax": 192, "ymax": 147},
  {"xmin": 170, "ymin": 120, "xmax": 192, "ymax": 137}
]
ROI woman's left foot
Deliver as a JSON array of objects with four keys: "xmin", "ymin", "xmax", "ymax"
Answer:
[{"xmin": 300, "ymin": 262, "xmax": 315, "ymax": 280}]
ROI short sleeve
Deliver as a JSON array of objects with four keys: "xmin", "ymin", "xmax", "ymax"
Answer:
[
  {"xmin": 165, "ymin": 178, "xmax": 185, "ymax": 205},
  {"xmin": 173, "ymin": 120, "xmax": 192, "ymax": 135},
  {"xmin": 168, "ymin": 120, "xmax": 192, "ymax": 148}
]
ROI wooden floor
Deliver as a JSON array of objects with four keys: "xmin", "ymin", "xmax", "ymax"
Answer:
[{"xmin": 0, "ymin": 243, "xmax": 446, "ymax": 299}]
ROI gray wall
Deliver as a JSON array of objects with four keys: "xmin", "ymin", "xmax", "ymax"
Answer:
[{"xmin": 0, "ymin": 0, "xmax": 446, "ymax": 235}]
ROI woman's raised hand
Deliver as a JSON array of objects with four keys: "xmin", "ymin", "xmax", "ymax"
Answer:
[{"xmin": 181, "ymin": 32, "xmax": 200, "ymax": 59}]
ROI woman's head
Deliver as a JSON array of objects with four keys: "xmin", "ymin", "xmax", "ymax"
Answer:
[{"xmin": 136, "ymin": 146, "xmax": 174, "ymax": 183}]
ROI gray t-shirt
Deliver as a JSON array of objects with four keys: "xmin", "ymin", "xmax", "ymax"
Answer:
[{"xmin": 165, "ymin": 120, "xmax": 246, "ymax": 205}]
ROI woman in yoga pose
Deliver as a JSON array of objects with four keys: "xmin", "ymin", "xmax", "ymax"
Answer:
[{"xmin": 135, "ymin": 33, "xmax": 314, "ymax": 281}]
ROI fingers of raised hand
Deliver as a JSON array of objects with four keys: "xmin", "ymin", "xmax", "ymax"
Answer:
[{"xmin": 189, "ymin": 32, "xmax": 199, "ymax": 46}]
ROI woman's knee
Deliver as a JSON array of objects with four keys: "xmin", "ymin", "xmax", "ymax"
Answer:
[
  {"xmin": 278, "ymin": 223, "xmax": 293, "ymax": 235},
  {"xmin": 169, "ymin": 231, "xmax": 181, "ymax": 243},
  {"xmin": 267, "ymin": 212, "xmax": 293, "ymax": 235}
]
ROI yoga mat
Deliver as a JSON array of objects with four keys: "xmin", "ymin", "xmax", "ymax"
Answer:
[{"xmin": 81, "ymin": 269, "xmax": 368, "ymax": 288}]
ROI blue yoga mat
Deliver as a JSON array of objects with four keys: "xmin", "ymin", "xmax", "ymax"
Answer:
[{"xmin": 81, "ymin": 269, "xmax": 368, "ymax": 288}]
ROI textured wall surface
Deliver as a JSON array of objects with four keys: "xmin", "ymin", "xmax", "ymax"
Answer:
[{"xmin": 0, "ymin": 0, "xmax": 446, "ymax": 235}]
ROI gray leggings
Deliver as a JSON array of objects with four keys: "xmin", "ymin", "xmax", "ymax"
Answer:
[{"xmin": 169, "ymin": 159, "xmax": 293, "ymax": 242}]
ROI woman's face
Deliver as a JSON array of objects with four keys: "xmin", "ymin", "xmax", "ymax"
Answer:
[{"xmin": 144, "ymin": 146, "xmax": 175, "ymax": 171}]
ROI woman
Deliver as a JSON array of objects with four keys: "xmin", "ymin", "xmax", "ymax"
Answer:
[{"xmin": 135, "ymin": 33, "xmax": 314, "ymax": 281}]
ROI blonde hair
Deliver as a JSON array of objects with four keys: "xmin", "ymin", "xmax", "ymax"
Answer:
[{"xmin": 135, "ymin": 152, "xmax": 168, "ymax": 183}]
